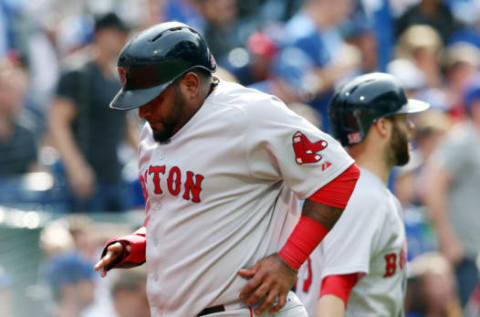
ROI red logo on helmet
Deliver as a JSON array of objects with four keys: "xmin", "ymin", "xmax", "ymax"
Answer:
[
  {"xmin": 210, "ymin": 55, "xmax": 216, "ymax": 69},
  {"xmin": 292, "ymin": 131, "xmax": 328, "ymax": 164},
  {"xmin": 118, "ymin": 66, "xmax": 127, "ymax": 86}
]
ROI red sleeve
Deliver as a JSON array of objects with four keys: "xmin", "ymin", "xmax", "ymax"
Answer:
[
  {"xmin": 102, "ymin": 227, "xmax": 146, "ymax": 268},
  {"xmin": 309, "ymin": 163, "xmax": 360, "ymax": 209},
  {"xmin": 320, "ymin": 273, "xmax": 359, "ymax": 306}
]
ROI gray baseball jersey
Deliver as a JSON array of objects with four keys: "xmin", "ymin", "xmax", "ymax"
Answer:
[
  {"xmin": 297, "ymin": 168, "xmax": 407, "ymax": 317},
  {"xmin": 138, "ymin": 80, "xmax": 354, "ymax": 316}
]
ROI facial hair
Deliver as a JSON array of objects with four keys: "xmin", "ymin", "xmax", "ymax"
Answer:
[
  {"xmin": 152, "ymin": 86, "xmax": 186, "ymax": 144},
  {"xmin": 389, "ymin": 120, "xmax": 410, "ymax": 166}
]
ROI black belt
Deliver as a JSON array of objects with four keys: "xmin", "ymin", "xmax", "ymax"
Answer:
[{"xmin": 197, "ymin": 305, "xmax": 225, "ymax": 316}]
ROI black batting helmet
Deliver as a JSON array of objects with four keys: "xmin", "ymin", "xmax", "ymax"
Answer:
[
  {"xmin": 329, "ymin": 72, "xmax": 430, "ymax": 146},
  {"xmin": 110, "ymin": 22, "xmax": 216, "ymax": 110}
]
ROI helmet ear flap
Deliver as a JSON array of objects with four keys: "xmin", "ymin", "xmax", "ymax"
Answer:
[{"xmin": 329, "ymin": 89, "xmax": 365, "ymax": 146}]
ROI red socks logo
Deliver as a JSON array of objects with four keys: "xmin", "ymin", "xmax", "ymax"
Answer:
[{"xmin": 292, "ymin": 131, "xmax": 328, "ymax": 164}]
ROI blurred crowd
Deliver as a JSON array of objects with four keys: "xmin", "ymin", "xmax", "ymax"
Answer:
[{"xmin": 1, "ymin": 0, "xmax": 480, "ymax": 316}]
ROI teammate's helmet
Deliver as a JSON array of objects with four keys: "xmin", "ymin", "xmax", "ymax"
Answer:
[
  {"xmin": 110, "ymin": 22, "xmax": 216, "ymax": 110},
  {"xmin": 329, "ymin": 72, "xmax": 429, "ymax": 146}
]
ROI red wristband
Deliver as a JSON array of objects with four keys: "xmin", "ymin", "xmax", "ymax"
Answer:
[
  {"xmin": 320, "ymin": 274, "xmax": 359, "ymax": 306},
  {"xmin": 279, "ymin": 216, "xmax": 329, "ymax": 270}
]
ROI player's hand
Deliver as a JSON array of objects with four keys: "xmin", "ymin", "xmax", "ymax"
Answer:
[
  {"xmin": 238, "ymin": 253, "xmax": 298, "ymax": 314},
  {"xmin": 93, "ymin": 242, "xmax": 130, "ymax": 277}
]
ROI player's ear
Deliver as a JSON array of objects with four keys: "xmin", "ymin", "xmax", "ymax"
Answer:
[
  {"xmin": 179, "ymin": 72, "xmax": 201, "ymax": 99},
  {"xmin": 373, "ymin": 117, "xmax": 392, "ymax": 139}
]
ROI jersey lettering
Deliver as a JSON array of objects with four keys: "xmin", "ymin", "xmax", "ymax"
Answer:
[
  {"xmin": 384, "ymin": 253, "xmax": 397, "ymax": 277},
  {"xmin": 183, "ymin": 171, "xmax": 204, "ymax": 203},
  {"xmin": 149, "ymin": 165, "xmax": 166, "ymax": 194},
  {"xmin": 167, "ymin": 166, "xmax": 182, "ymax": 196},
  {"xmin": 146, "ymin": 165, "xmax": 204, "ymax": 203}
]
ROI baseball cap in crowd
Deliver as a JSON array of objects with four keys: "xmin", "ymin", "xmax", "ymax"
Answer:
[
  {"xmin": 247, "ymin": 32, "xmax": 278, "ymax": 60},
  {"xmin": 44, "ymin": 253, "xmax": 94, "ymax": 296},
  {"xmin": 94, "ymin": 12, "xmax": 129, "ymax": 33},
  {"xmin": 272, "ymin": 47, "xmax": 319, "ymax": 98}
]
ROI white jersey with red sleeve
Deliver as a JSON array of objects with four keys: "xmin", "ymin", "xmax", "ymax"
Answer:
[
  {"xmin": 136, "ymin": 80, "xmax": 354, "ymax": 317},
  {"xmin": 296, "ymin": 168, "xmax": 407, "ymax": 317}
]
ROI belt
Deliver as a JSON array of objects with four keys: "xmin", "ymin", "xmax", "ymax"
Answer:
[{"xmin": 197, "ymin": 305, "xmax": 225, "ymax": 316}]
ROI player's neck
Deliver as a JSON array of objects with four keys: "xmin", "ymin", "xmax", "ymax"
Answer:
[{"xmin": 348, "ymin": 143, "xmax": 391, "ymax": 185}]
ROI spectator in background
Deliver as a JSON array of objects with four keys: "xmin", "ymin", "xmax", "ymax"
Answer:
[
  {"xmin": 424, "ymin": 81, "xmax": 480, "ymax": 307},
  {"xmin": 442, "ymin": 42, "xmax": 480, "ymax": 120},
  {"xmin": 163, "ymin": 0, "xmax": 205, "ymax": 33},
  {"xmin": 249, "ymin": 46, "xmax": 320, "ymax": 104},
  {"xmin": 282, "ymin": 0, "xmax": 361, "ymax": 132},
  {"xmin": 395, "ymin": 0, "xmax": 462, "ymax": 45},
  {"xmin": 110, "ymin": 268, "xmax": 150, "ymax": 317},
  {"xmin": 387, "ymin": 58, "xmax": 428, "ymax": 97},
  {"xmin": 226, "ymin": 31, "xmax": 278, "ymax": 86},
  {"xmin": 448, "ymin": 0, "xmax": 480, "ymax": 49},
  {"xmin": 405, "ymin": 252, "xmax": 462, "ymax": 317},
  {"xmin": 412, "ymin": 110, "xmax": 451, "ymax": 169},
  {"xmin": 0, "ymin": 55, "xmax": 38, "ymax": 176},
  {"xmin": 395, "ymin": 25, "xmax": 444, "ymax": 88},
  {"xmin": 44, "ymin": 253, "xmax": 95, "ymax": 317},
  {"xmin": 48, "ymin": 13, "xmax": 137, "ymax": 212},
  {"xmin": 342, "ymin": 12, "xmax": 378, "ymax": 73},
  {"xmin": 395, "ymin": 110, "xmax": 451, "ymax": 260},
  {"xmin": 196, "ymin": 0, "xmax": 240, "ymax": 61}
]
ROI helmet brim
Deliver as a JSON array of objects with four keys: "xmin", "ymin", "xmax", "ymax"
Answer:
[
  {"xmin": 395, "ymin": 98, "xmax": 430, "ymax": 114},
  {"xmin": 109, "ymin": 83, "xmax": 169, "ymax": 110}
]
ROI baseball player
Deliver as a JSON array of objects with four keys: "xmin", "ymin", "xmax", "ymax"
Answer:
[
  {"xmin": 296, "ymin": 73, "xmax": 430, "ymax": 317},
  {"xmin": 94, "ymin": 22, "xmax": 360, "ymax": 317}
]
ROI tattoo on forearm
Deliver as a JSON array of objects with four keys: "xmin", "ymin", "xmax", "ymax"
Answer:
[{"xmin": 301, "ymin": 199, "xmax": 343, "ymax": 229}]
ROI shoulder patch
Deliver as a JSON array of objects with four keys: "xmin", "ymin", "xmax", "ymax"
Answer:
[{"xmin": 292, "ymin": 131, "xmax": 328, "ymax": 164}]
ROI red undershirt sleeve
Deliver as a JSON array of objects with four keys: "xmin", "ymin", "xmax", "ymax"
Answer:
[
  {"xmin": 308, "ymin": 163, "xmax": 360, "ymax": 209},
  {"xmin": 320, "ymin": 273, "xmax": 359, "ymax": 306}
]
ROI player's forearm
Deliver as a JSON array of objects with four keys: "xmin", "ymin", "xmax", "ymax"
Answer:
[
  {"xmin": 302, "ymin": 199, "xmax": 344, "ymax": 229},
  {"xmin": 278, "ymin": 202, "xmax": 344, "ymax": 270},
  {"xmin": 279, "ymin": 165, "xmax": 359, "ymax": 269},
  {"xmin": 316, "ymin": 295, "xmax": 345, "ymax": 317}
]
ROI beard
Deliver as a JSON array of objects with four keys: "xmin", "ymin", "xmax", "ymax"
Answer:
[
  {"xmin": 388, "ymin": 120, "xmax": 410, "ymax": 166},
  {"xmin": 152, "ymin": 85, "xmax": 186, "ymax": 144},
  {"xmin": 152, "ymin": 122, "xmax": 176, "ymax": 144}
]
